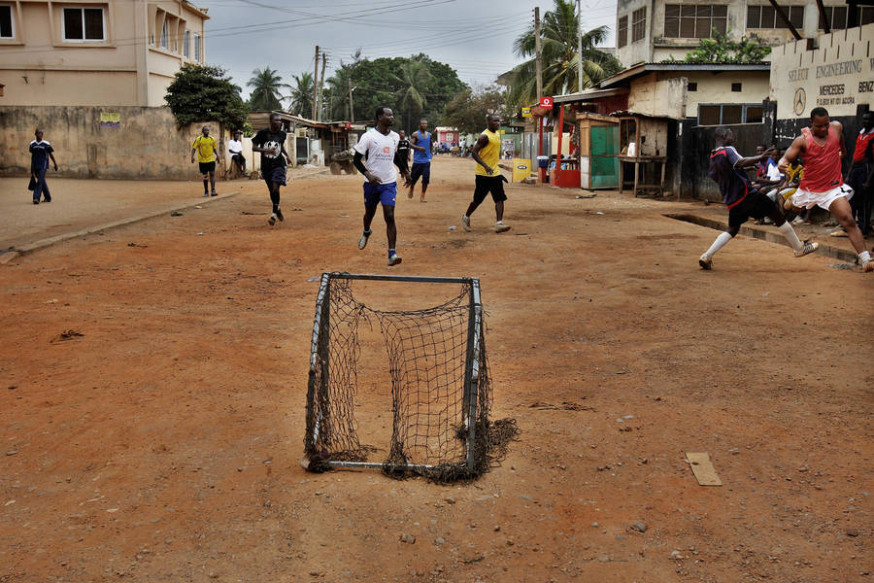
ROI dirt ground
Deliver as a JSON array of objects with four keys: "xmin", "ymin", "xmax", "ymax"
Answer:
[{"xmin": 1, "ymin": 156, "xmax": 871, "ymax": 583}]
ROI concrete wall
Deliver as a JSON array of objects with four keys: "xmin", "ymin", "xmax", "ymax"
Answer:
[
  {"xmin": 0, "ymin": 105, "xmax": 219, "ymax": 180},
  {"xmin": 626, "ymin": 71, "xmax": 769, "ymax": 119},
  {"xmin": 0, "ymin": 0, "xmax": 206, "ymax": 107},
  {"xmin": 769, "ymin": 23, "xmax": 873, "ymax": 121}
]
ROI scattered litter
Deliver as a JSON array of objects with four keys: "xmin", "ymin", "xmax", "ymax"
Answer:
[
  {"xmin": 127, "ymin": 242, "xmax": 147, "ymax": 248},
  {"xmin": 307, "ymin": 276, "xmax": 320, "ymax": 282},
  {"xmin": 828, "ymin": 263, "xmax": 854, "ymax": 270},
  {"xmin": 448, "ymin": 225, "xmax": 456, "ymax": 231},
  {"xmin": 293, "ymin": 207, "xmax": 304, "ymax": 212},
  {"xmin": 596, "ymin": 211, "xmax": 605, "ymax": 215},
  {"xmin": 685, "ymin": 452, "xmax": 722, "ymax": 486},
  {"xmin": 51, "ymin": 329, "xmax": 84, "ymax": 343},
  {"xmin": 45, "ymin": 299, "xmax": 58, "ymax": 304},
  {"xmin": 170, "ymin": 211, "xmax": 184, "ymax": 217},
  {"xmin": 194, "ymin": 205, "xmax": 203, "ymax": 209},
  {"xmin": 197, "ymin": 232, "xmax": 205, "ymax": 236},
  {"xmin": 575, "ymin": 194, "xmax": 597, "ymax": 199},
  {"xmin": 241, "ymin": 211, "xmax": 266, "ymax": 216}
]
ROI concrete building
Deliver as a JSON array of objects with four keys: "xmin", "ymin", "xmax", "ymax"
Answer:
[
  {"xmin": 615, "ymin": 0, "xmax": 874, "ymax": 67},
  {"xmin": 0, "ymin": 0, "xmax": 209, "ymax": 107}
]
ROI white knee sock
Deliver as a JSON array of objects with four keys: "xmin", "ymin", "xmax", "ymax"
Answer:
[
  {"xmin": 777, "ymin": 222, "xmax": 803, "ymax": 252},
  {"xmin": 703, "ymin": 232, "xmax": 733, "ymax": 259}
]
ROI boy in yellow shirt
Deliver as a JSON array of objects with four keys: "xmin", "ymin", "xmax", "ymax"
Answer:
[{"xmin": 191, "ymin": 126, "xmax": 219, "ymax": 197}]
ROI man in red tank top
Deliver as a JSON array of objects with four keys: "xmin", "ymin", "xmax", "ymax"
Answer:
[
  {"xmin": 844, "ymin": 111, "xmax": 874, "ymax": 236},
  {"xmin": 779, "ymin": 107, "xmax": 872, "ymax": 272}
]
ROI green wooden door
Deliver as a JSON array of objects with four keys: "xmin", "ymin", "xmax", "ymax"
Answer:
[{"xmin": 591, "ymin": 126, "xmax": 619, "ymax": 189}]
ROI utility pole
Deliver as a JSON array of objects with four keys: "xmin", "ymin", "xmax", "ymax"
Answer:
[
  {"xmin": 534, "ymin": 7, "xmax": 543, "ymax": 100},
  {"xmin": 576, "ymin": 0, "xmax": 583, "ymax": 93},
  {"xmin": 313, "ymin": 45, "xmax": 319, "ymax": 120},
  {"xmin": 318, "ymin": 51, "xmax": 327, "ymax": 121},
  {"xmin": 348, "ymin": 82, "xmax": 355, "ymax": 122}
]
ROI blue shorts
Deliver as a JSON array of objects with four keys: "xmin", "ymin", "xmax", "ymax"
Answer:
[
  {"xmin": 363, "ymin": 181, "xmax": 397, "ymax": 207},
  {"xmin": 410, "ymin": 162, "xmax": 430, "ymax": 186}
]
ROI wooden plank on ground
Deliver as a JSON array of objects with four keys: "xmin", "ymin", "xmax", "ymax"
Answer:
[{"xmin": 686, "ymin": 452, "xmax": 722, "ymax": 486}]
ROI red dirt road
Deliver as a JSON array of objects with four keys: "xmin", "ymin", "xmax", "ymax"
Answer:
[{"xmin": 1, "ymin": 157, "xmax": 871, "ymax": 582}]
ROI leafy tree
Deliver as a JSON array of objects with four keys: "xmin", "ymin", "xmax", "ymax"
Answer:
[
  {"xmin": 393, "ymin": 60, "xmax": 433, "ymax": 130},
  {"xmin": 507, "ymin": 0, "xmax": 622, "ymax": 105},
  {"xmin": 671, "ymin": 32, "xmax": 771, "ymax": 64},
  {"xmin": 164, "ymin": 64, "xmax": 247, "ymax": 130},
  {"xmin": 247, "ymin": 67, "xmax": 288, "ymax": 111},
  {"xmin": 442, "ymin": 86, "xmax": 508, "ymax": 135},
  {"xmin": 288, "ymin": 72, "xmax": 315, "ymax": 118}
]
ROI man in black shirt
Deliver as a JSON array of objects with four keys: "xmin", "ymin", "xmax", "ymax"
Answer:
[
  {"xmin": 252, "ymin": 113, "xmax": 290, "ymax": 226},
  {"xmin": 396, "ymin": 130, "xmax": 411, "ymax": 175}
]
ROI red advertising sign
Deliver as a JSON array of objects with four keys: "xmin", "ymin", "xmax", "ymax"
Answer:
[{"xmin": 539, "ymin": 96, "xmax": 553, "ymax": 107}]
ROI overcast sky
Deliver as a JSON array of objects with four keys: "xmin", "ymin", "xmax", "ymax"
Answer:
[{"xmin": 198, "ymin": 0, "xmax": 618, "ymax": 99}]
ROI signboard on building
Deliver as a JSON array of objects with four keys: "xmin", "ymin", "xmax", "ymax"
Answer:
[
  {"xmin": 521, "ymin": 107, "xmax": 532, "ymax": 118},
  {"xmin": 99, "ymin": 112, "xmax": 121, "ymax": 127},
  {"xmin": 770, "ymin": 24, "xmax": 874, "ymax": 120},
  {"xmin": 539, "ymin": 96, "xmax": 553, "ymax": 108}
]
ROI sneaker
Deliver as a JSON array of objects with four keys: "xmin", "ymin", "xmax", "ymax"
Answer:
[
  {"xmin": 762, "ymin": 216, "xmax": 773, "ymax": 225},
  {"xmin": 462, "ymin": 215, "xmax": 471, "ymax": 232},
  {"xmin": 699, "ymin": 254, "xmax": 713, "ymax": 270},
  {"xmin": 32, "ymin": 200, "xmax": 39, "ymax": 205},
  {"xmin": 268, "ymin": 213, "xmax": 277, "ymax": 226},
  {"xmin": 358, "ymin": 230, "xmax": 371, "ymax": 250},
  {"xmin": 794, "ymin": 241, "xmax": 819, "ymax": 257},
  {"xmin": 275, "ymin": 208, "xmax": 284, "ymax": 222},
  {"xmin": 494, "ymin": 223, "xmax": 511, "ymax": 233},
  {"xmin": 203, "ymin": 192, "xmax": 210, "ymax": 198},
  {"xmin": 829, "ymin": 229, "xmax": 848, "ymax": 237},
  {"xmin": 791, "ymin": 216, "xmax": 804, "ymax": 225},
  {"xmin": 387, "ymin": 252, "xmax": 402, "ymax": 267},
  {"xmin": 211, "ymin": 191, "xmax": 218, "ymax": 197},
  {"xmin": 420, "ymin": 195, "xmax": 426, "ymax": 203}
]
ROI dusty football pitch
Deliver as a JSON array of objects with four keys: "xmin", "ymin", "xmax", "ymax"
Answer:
[{"xmin": 1, "ymin": 157, "xmax": 871, "ymax": 582}]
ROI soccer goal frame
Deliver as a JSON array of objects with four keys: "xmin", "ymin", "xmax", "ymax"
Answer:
[{"xmin": 303, "ymin": 272, "xmax": 488, "ymax": 479}]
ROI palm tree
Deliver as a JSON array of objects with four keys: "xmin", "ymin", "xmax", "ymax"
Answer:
[
  {"xmin": 326, "ymin": 66, "xmax": 354, "ymax": 121},
  {"xmin": 247, "ymin": 67, "xmax": 288, "ymax": 111},
  {"xmin": 508, "ymin": 0, "xmax": 622, "ymax": 105},
  {"xmin": 288, "ymin": 72, "xmax": 315, "ymax": 119},
  {"xmin": 393, "ymin": 59, "xmax": 432, "ymax": 130}
]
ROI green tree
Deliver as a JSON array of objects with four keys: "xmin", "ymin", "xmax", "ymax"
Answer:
[
  {"xmin": 164, "ymin": 63, "xmax": 247, "ymax": 130},
  {"xmin": 442, "ymin": 86, "xmax": 508, "ymax": 135},
  {"xmin": 507, "ymin": 0, "xmax": 622, "ymax": 105},
  {"xmin": 247, "ymin": 67, "xmax": 288, "ymax": 111},
  {"xmin": 393, "ymin": 59, "xmax": 433, "ymax": 130},
  {"xmin": 288, "ymin": 72, "xmax": 315, "ymax": 118},
  {"xmin": 673, "ymin": 32, "xmax": 771, "ymax": 64}
]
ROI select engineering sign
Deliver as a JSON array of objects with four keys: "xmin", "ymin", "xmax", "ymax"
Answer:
[{"xmin": 772, "ymin": 25, "xmax": 874, "ymax": 120}]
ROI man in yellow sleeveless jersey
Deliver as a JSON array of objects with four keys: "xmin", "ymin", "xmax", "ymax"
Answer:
[
  {"xmin": 461, "ymin": 113, "xmax": 510, "ymax": 233},
  {"xmin": 191, "ymin": 125, "xmax": 219, "ymax": 197}
]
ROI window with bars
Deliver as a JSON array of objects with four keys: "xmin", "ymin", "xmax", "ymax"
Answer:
[
  {"xmin": 63, "ymin": 7, "xmax": 105, "ymax": 41},
  {"xmin": 698, "ymin": 104, "xmax": 764, "ymax": 126},
  {"xmin": 617, "ymin": 14, "xmax": 628, "ymax": 48},
  {"xmin": 746, "ymin": 5, "xmax": 804, "ymax": 29},
  {"xmin": 664, "ymin": 4, "xmax": 727, "ymax": 38},
  {"xmin": 193, "ymin": 33, "xmax": 201, "ymax": 61},
  {"xmin": 160, "ymin": 17, "xmax": 169, "ymax": 49},
  {"xmin": 632, "ymin": 7, "xmax": 646, "ymax": 42},
  {"xmin": 820, "ymin": 6, "xmax": 874, "ymax": 29}
]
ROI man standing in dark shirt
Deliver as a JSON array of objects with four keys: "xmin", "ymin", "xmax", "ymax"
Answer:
[
  {"xmin": 396, "ymin": 130, "xmax": 411, "ymax": 175},
  {"xmin": 252, "ymin": 113, "xmax": 289, "ymax": 226},
  {"xmin": 29, "ymin": 128, "xmax": 58, "ymax": 205},
  {"xmin": 699, "ymin": 126, "xmax": 817, "ymax": 270}
]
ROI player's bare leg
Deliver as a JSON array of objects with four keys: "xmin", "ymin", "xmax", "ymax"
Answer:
[
  {"xmin": 828, "ymin": 197, "xmax": 872, "ymax": 271},
  {"xmin": 359, "ymin": 205, "xmax": 377, "ymax": 249},
  {"xmin": 494, "ymin": 201, "xmax": 510, "ymax": 233},
  {"xmin": 383, "ymin": 205, "xmax": 402, "ymax": 266}
]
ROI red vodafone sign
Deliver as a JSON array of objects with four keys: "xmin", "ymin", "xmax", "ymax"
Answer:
[{"xmin": 539, "ymin": 96, "xmax": 553, "ymax": 107}]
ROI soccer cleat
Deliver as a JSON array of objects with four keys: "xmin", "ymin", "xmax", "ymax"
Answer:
[
  {"xmin": 494, "ymin": 223, "xmax": 511, "ymax": 233},
  {"xmin": 358, "ymin": 230, "xmax": 371, "ymax": 250},
  {"xmin": 275, "ymin": 207, "xmax": 284, "ymax": 222},
  {"xmin": 699, "ymin": 254, "xmax": 713, "ymax": 270},
  {"xmin": 794, "ymin": 241, "xmax": 819, "ymax": 257},
  {"xmin": 387, "ymin": 252, "xmax": 402, "ymax": 267},
  {"xmin": 462, "ymin": 215, "xmax": 471, "ymax": 232},
  {"xmin": 268, "ymin": 213, "xmax": 277, "ymax": 226}
]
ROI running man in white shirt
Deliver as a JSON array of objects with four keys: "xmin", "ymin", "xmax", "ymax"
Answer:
[{"xmin": 353, "ymin": 107, "xmax": 411, "ymax": 267}]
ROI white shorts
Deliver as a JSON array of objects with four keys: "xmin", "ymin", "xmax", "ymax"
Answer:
[{"xmin": 791, "ymin": 183, "xmax": 854, "ymax": 211}]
